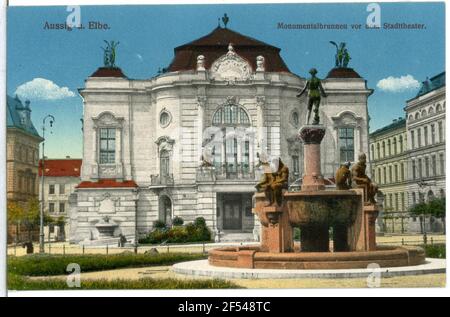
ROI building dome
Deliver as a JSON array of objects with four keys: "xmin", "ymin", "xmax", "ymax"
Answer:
[{"xmin": 167, "ymin": 26, "xmax": 290, "ymax": 73}]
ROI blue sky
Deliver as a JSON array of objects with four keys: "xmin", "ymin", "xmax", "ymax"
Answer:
[{"xmin": 7, "ymin": 3, "xmax": 445, "ymax": 158}]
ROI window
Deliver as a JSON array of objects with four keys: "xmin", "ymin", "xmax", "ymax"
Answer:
[
  {"xmin": 395, "ymin": 193, "xmax": 399, "ymax": 211},
  {"xmin": 49, "ymin": 184, "xmax": 55, "ymax": 195},
  {"xmin": 377, "ymin": 143, "xmax": 380, "ymax": 159},
  {"xmin": 438, "ymin": 121, "xmax": 443, "ymax": 142},
  {"xmin": 49, "ymin": 203, "xmax": 55, "ymax": 213},
  {"xmin": 393, "ymin": 138, "xmax": 397, "ymax": 155},
  {"xmin": 388, "ymin": 166, "xmax": 392, "ymax": 183},
  {"xmin": 424, "ymin": 126, "xmax": 428, "ymax": 146},
  {"xmin": 387, "ymin": 139, "xmax": 391, "ymax": 156},
  {"xmin": 339, "ymin": 128, "xmax": 354, "ymax": 163},
  {"xmin": 383, "ymin": 166, "xmax": 387, "ymax": 184},
  {"xmin": 401, "ymin": 193, "xmax": 405, "ymax": 211},
  {"xmin": 99, "ymin": 128, "xmax": 116, "ymax": 164},
  {"xmin": 292, "ymin": 156, "xmax": 300, "ymax": 176},
  {"xmin": 377, "ymin": 168, "xmax": 381, "ymax": 183},
  {"xmin": 412, "ymin": 160, "xmax": 416, "ymax": 179},
  {"xmin": 371, "ymin": 145, "xmax": 374, "ymax": 160},
  {"xmin": 412, "ymin": 192, "xmax": 416, "ymax": 205},
  {"xmin": 417, "ymin": 128, "xmax": 422, "ymax": 147},
  {"xmin": 432, "ymin": 155, "xmax": 437, "ymax": 176},
  {"xmin": 59, "ymin": 202, "xmax": 65, "ymax": 213},
  {"xmin": 431, "ymin": 124, "xmax": 436, "ymax": 144},
  {"xmin": 410, "ymin": 131, "xmax": 415, "ymax": 149},
  {"xmin": 425, "ymin": 157, "xmax": 430, "ymax": 177},
  {"xmin": 418, "ymin": 158, "xmax": 423, "ymax": 179},
  {"xmin": 160, "ymin": 111, "xmax": 171, "ymax": 127},
  {"xmin": 382, "ymin": 141, "xmax": 386, "ymax": 157},
  {"xmin": 242, "ymin": 141, "xmax": 250, "ymax": 172},
  {"xmin": 160, "ymin": 150, "xmax": 170, "ymax": 177},
  {"xmin": 439, "ymin": 153, "xmax": 445, "ymax": 175},
  {"xmin": 400, "ymin": 162, "xmax": 405, "ymax": 181},
  {"xmin": 292, "ymin": 112, "xmax": 299, "ymax": 127},
  {"xmin": 213, "ymin": 104, "xmax": 250, "ymax": 126},
  {"xmin": 399, "ymin": 135, "xmax": 403, "ymax": 152},
  {"xmin": 394, "ymin": 164, "xmax": 398, "ymax": 182},
  {"xmin": 59, "ymin": 184, "xmax": 65, "ymax": 195}
]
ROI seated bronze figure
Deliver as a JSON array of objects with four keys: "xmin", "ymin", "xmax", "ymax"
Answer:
[{"xmin": 256, "ymin": 158, "xmax": 289, "ymax": 206}]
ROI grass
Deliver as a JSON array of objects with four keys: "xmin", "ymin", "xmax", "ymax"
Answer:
[
  {"xmin": 8, "ymin": 273, "xmax": 239, "ymax": 290},
  {"xmin": 8, "ymin": 252, "xmax": 207, "ymax": 276}
]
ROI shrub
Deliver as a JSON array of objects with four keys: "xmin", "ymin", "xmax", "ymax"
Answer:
[
  {"xmin": 424, "ymin": 244, "xmax": 446, "ymax": 259},
  {"xmin": 153, "ymin": 220, "xmax": 167, "ymax": 230},
  {"xmin": 172, "ymin": 216, "xmax": 184, "ymax": 226},
  {"xmin": 140, "ymin": 217, "xmax": 211, "ymax": 244},
  {"xmin": 7, "ymin": 253, "xmax": 206, "ymax": 277}
]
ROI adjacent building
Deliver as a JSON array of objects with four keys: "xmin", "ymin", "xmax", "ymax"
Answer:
[
  {"xmin": 369, "ymin": 71, "xmax": 446, "ymax": 234},
  {"xmin": 6, "ymin": 95, "xmax": 43, "ymax": 242},
  {"xmin": 39, "ymin": 158, "xmax": 82, "ymax": 240},
  {"xmin": 70, "ymin": 25, "xmax": 373, "ymax": 243},
  {"xmin": 405, "ymin": 72, "xmax": 445, "ymax": 232},
  {"xmin": 369, "ymin": 118, "xmax": 408, "ymax": 233}
]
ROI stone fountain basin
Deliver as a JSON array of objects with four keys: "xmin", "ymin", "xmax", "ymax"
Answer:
[{"xmin": 284, "ymin": 190, "xmax": 361, "ymax": 226}]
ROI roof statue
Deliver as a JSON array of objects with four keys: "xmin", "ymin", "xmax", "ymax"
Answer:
[
  {"xmin": 329, "ymin": 41, "xmax": 351, "ymax": 68},
  {"xmin": 101, "ymin": 40, "xmax": 120, "ymax": 68}
]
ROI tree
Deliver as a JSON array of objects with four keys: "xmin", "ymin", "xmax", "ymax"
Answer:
[
  {"xmin": 409, "ymin": 197, "xmax": 446, "ymax": 233},
  {"xmin": 7, "ymin": 201, "xmax": 25, "ymax": 242},
  {"xmin": 22, "ymin": 198, "xmax": 41, "ymax": 240}
]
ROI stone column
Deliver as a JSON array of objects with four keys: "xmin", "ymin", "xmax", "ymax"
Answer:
[
  {"xmin": 298, "ymin": 125, "xmax": 326, "ymax": 191},
  {"xmin": 256, "ymin": 96, "xmax": 266, "ymax": 154}
]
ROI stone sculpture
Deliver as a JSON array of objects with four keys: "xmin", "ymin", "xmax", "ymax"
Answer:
[
  {"xmin": 351, "ymin": 153, "xmax": 379, "ymax": 204},
  {"xmin": 336, "ymin": 162, "xmax": 352, "ymax": 190},
  {"xmin": 255, "ymin": 157, "xmax": 289, "ymax": 206},
  {"xmin": 101, "ymin": 40, "xmax": 120, "ymax": 68}
]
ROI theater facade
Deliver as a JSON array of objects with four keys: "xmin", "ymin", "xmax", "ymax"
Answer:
[{"xmin": 69, "ymin": 25, "xmax": 372, "ymax": 243}]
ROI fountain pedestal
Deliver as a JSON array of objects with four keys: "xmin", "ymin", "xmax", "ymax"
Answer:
[
  {"xmin": 253, "ymin": 204, "xmax": 293, "ymax": 253},
  {"xmin": 299, "ymin": 125, "xmax": 326, "ymax": 191}
]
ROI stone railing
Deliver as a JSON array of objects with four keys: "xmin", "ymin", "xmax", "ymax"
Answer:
[
  {"xmin": 196, "ymin": 164, "xmax": 257, "ymax": 182},
  {"xmin": 150, "ymin": 174, "xmax": 174, "ymax": 186}
]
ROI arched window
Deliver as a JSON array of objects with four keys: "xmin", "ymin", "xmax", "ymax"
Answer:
[
  {"xmin": 428, "ymin": 107, "xmax": 434, "ymax": 115},
  {"xmin": 399, "ymin": 135, "xmax": 403, "ymax": 152},
  {"xmin": 415, "ymin": 112, "xmax": 420, "ymax": 120},
  {"xmin": 387, "ymin": 139, "xmax": 391, "ymax": 156},
  {"xmin": 421, "ymin": 109, "xmax": 427, "ymax": 117},
  {"xmin": 376, "ymin": 143, "xmax": 380, "ymax": 159},
  {"xmin": 408, "ymin": 115, "xmax": 413, "ymax": 122},
  {"xmin": 213, "ymin": 104, "xmax": 250, "ymax": 126},
  {"xmin": 427, "ymin": 190, "xmax": 434, "ymax": 202},
  {"xmin": 436, "ymin": 103, "xmax": 443, "ymax": 112}
]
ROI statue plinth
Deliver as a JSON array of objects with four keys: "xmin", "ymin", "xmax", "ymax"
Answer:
[
  {"xmin": 299, "ymin": 125, "xmax": 326, "ymax": 191},
  {"xmin": 253, "ymin": 194, "xmax": 293, "ymax": 253}
]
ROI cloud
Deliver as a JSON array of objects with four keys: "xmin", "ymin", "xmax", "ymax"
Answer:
[
  {"xmin": 15, "ymin": 78, "xmax": 76, "ymax": 100},
  {"xmin": 376, "ymin": 74, "xmax": 420, "ymax": 93},
  {"xmin": 136, "ymin": 53, "xmax": 143, "ymax": 62}
]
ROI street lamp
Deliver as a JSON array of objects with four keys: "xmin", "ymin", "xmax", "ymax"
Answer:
[{"xmin": 39, "ymin": 115, "xmax": 55, "ymax": 253}]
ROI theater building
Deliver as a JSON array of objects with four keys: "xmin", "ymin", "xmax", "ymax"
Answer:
[{"xmin": 69, "ymin": 25, "xmax": 372, "ymax": 243}]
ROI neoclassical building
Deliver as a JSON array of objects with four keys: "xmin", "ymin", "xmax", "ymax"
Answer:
[
  {"xmin": 405, "ymin": 72, "xmax": 445, "ymax": 232},
  {"xmin": 369, "ymin": 71, "xmax": 446, "ymax": 234},
  {"xmin": 369, "ymin": 118, "xmax": 409, "ymax": 233},
  {"xmin": 69, "ymin": 25, "xmax": 372, "ymax": 243}
]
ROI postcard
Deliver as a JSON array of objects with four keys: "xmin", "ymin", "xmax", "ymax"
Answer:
[{"xmin": 2, "ymin": 0, "xmax": 447, "ymax": 299}]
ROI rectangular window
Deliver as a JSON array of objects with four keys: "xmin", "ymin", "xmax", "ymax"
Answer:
[
  {"xmin": 431, "ymin": 124, "xmax": 436, "ymax": 144},
  {"xmin": 418, "ymin": 158, "xmax": 423, "ymax": 179},
  {"xmin": 59, "ymin": 184, "xmax": 65, "ymax": 195},
  {"xmin": 438, "ymin": 121, "xmax": 443, "ymax": 142},
  {"xmin": 412, "ymin": 160, "xmax": 416, "ymax": 180},
  {"xmin": 59, "ymin": 202, "xmax": 65, "ymax": 213},
  {"xmin": 432, "ymin": 155, "xmax": 437, "ymax": 176},
  {"xmin": 383, "ymin": 167, "xmax": 387, "ymax": 184},
  {"xmin": 439, "ymin": 153, "xmax": 445, "ymax": 175},
  {"xmin": 424, "ymin": 126, "xmax": 428, "ymax": 146},
  {"xmin": 242, "ymin": 141, "xmax": 250, "ymax": 172},
  {"xmin": 394, "ymin": 165, "xmax": 398, "ymax": 182},
  {"xmin": 49, "ymin": 184, "xmax": 55, "ymax": 195},
  {"xmin": 400, "ymin": 163, "xmax": 405, "ymax": 181},
  {"xmin": 99, "ymin": 128, "xmax": 116, "ymax": 164},
  {"xmin": 388, "ymin": 166, "xmax": 392, "ymax": 183},
  {"xmin": 410, "ymin": 131, "xmax": 415, "ymax": 149},
  {"xmin": 49, "ymin": 203, "xmax": 55, "ymax": 213},
  {"xmin": 425, "ymin": 157, "xmax": 430, "ymax": 177},
  {"xmin": 339, "ymin": 128, "xmax": 354, "ymax": 163},
  {"xmin": 417, "ymin": 128, "xmax": 422, "ymax": 147},
  {"xmin": 395, "ymin": 193, "xmax": 399, "ymax": 211},
  {"xmin": 401, "ymin": 193, "xmax": 405, "ymax": 211}
]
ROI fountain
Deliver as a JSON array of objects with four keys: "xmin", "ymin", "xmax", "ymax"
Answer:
[
  {"xmin": 95, "ymin": 216, "xmax": 118, "ymax": 238},
  {"xmin": 208, "ymin": 124, "xmax": 426, "ymax": 270}
]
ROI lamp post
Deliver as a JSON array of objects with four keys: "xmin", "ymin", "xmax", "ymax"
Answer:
[{"xmin": 39, "ymin": 115, "xmax": 55, "ymax": 253}]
